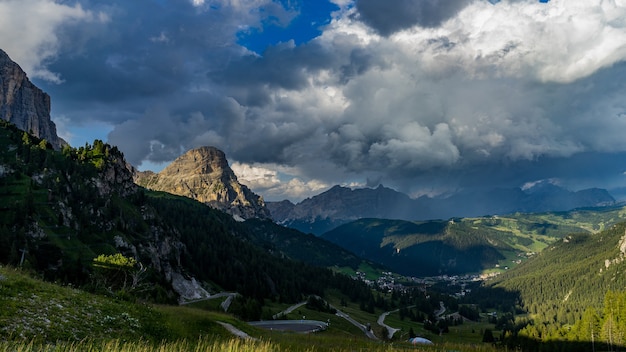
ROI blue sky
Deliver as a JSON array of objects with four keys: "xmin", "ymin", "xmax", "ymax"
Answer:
[
  {"xmin": 1, "ymin": 0, "xmax": 626, "ymax": 202},
  {"xmin": 237, "ymin": 0, "xmax": 339, "ymax": 53}
]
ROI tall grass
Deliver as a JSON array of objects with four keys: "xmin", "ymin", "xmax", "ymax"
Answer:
[
  {"xmin": 0, "ymin": 337, "xmax": 277, "ymax": 352},
  {"xmin": 0, "ymin": 338, "xmax": 498, "ymax": 352}
]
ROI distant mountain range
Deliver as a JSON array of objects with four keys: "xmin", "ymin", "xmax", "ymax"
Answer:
[{"xmin": 267, "ymin": 183, "xmax": 616, "ymax": 235}]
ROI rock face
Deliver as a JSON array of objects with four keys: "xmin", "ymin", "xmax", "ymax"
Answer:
[
  {"xmin": 135, "ymin": 146, "xmax": 271, "ymax": 220},
  {"xmin": 0, "ymin": 49, "xmax": 64, "ymax": 149}
]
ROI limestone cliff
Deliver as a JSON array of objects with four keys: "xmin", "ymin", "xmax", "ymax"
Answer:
[
  {"xmin": 135, "ymin": 146, "xmax": 271, "ymax": 220},
  {"xmin": 0, "ymin": 49, "xmax": 64, "ymax": 149}
]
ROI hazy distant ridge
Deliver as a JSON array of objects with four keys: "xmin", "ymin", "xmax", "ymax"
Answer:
[{"xmin": 267, "ymin": 183, "xmax": 615, "ymax": 235}]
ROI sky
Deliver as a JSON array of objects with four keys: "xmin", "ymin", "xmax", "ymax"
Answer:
[{"xmin": 2, "ymin": 0, "xmax": 626, "ymax": 202}]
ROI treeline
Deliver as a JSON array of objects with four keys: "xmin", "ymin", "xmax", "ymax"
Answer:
[
  {"xmin": 505, "ymin": 290, "xmax": 626, "ymax": 351},
  {"xmin": 146, "ymin": 193, "xmax": 375, "ymax": 315},
  {"xmin": 243, "ymin": 218, "xmax": 363, "ymax": 269}
]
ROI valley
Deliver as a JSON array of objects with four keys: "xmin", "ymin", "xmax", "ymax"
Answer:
[{"xmin": 2, "ymin": 117, "xmax": 626, "ymax": 351}]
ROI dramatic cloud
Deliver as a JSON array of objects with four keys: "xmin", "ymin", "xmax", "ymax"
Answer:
[
  {"xmin": 0, "ymin": 0, "xmax": 101, "ymax": 82},
  {"xmin": 2, "ymin": 0, "xmax": 626, "ymax": 201},
  {"xmin": 231, "ymin": 162, "xmax": 330, "ymax": 201}
]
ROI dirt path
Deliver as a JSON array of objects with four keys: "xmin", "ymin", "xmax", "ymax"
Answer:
[
  {"xmin": 272, "ymin": 301, "xmax": 307, "ymax": 319},
  {"xmin": 217, "ymin": 322, "xmax": 258, "ymax": 341}
]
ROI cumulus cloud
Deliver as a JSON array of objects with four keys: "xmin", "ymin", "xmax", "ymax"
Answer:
[
  {"xmin": 3, "ymin": 0, "xmax": 626, "ymax": 200},
  {"xmin": 232, "ymin": 162, "xmax": 330, "ymax": 201},
  {"xmin": 0, "ymin": 0, "xmax": 101, "ymax": 82},
  {"xmin": 231, "ymin": 162, "xmax": 282, "ymax": 189}
]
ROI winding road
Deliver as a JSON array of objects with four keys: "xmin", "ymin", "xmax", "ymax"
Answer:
[
  {"xmin": 331, "ymin": 305, "xmax": 379, "ymax": 340},
  {"xmin": 272, "ymin": 299, "xmax": 379, "ymax": 340},
  {"xmin": 272, "ymin": 301, "xmax": 307, "ymax": 319},
  {"xmin": 377, "ymin": 310, "xmax": 401, "ymax": 339}
]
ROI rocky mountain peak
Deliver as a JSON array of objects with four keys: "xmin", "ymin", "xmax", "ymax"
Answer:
[
  {"xmin": 159, "ymin": 146, "xmax": 232, "ymax": 178},
  {"xmin": 134, "ymin": 146, "xmax": 271, "ymax": 220},
  {"xmin": 0, "ymin": 49, "xmax": 64, "ymax": 149}
]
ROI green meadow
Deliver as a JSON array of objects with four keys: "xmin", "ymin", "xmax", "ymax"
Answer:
[{"xmin": 0, "ymin": 266, "xmax": 499, "ymax": 352}]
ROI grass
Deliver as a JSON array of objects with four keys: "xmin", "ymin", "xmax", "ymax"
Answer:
[
  {"xmin": 0, "ymin": 338, "xmax": 276, "ymax": 352},
  {"xmin": 0, "ymin": 266, "xmax": 501, "ymax": 351},
  {"xmin": 332, "ymin": 261, "xmax": 384, "ymax": 281},
  {"xmin": 0, "ymin": 338, "xmax": 500, "ymax": 352},
  {"xmin": 0, "ymin": 266, "xmax": 168, "ymax": 342}
]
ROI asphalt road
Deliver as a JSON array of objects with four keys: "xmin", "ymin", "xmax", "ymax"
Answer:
[{"xmin": 249, "ymin": 320, "xmax": 328, "ymax": 333}]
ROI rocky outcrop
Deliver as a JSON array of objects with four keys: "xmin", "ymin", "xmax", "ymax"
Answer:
[
  {"xmin": 135, "ymin": 146, "xmax": 271, "ymax": 220},
  {"xmin": 0, "ymin": 49, "xmax": 64, "ymax": 149}
]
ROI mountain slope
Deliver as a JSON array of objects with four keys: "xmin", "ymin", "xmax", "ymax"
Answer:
[
  {"xmin": 267, "ymin": 185, "xmax": 421, "ymax": 235},
  {"xmin": 478, "ymin": 221, "xmax": 626, "ymax": 350},
  {"xmin": 321, "ymin": 218, "xmax": 510, "ymax": 276},
  {"xmin": 135, "ymin": 146, "xmax": 270, "ymax": 220},
  {"xmin": 320, "ymin": 207, "xmax": 626, "ymax": 277}
]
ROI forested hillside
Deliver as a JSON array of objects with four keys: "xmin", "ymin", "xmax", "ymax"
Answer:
[
  {"xmin": 321, "ymin": 208, "xmax": 626, "ymax": 277},
  {"xmin": 0, "ymin": 120, "xmax": 374, "ymax": 319},
  {"xmin": 477, "ymin": 222, "xmax": 626, "ymax": 351}
]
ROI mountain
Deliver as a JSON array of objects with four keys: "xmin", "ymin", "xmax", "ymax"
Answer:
[
  {"xmin": 267, "ymin": 183, "xmax": 616, "ymax": 235},
  {"xmin": 0, "ymin": 49, "xmax": 64, "ymax": 149},
  {"xmin": 134, "ymin": 146, "xmax": 270, "ymax": 220},
  {"xmin": 319, "ymin": 206, "xmax": 626, "ymax": 277},
  {"xmin": 0, "ymin": 120, "xmax": 377, "ymax": 317},
  {"xmin": 266, "ymin": 185, "xmax": 420, "ymax": 234}
]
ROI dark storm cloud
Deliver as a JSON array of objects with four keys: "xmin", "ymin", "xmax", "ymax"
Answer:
[
  {"xmin": 4, "ymin": 0, "xmax": 626, "ymax": 201},
  {"xmin": 208, "ymin": 39, "xmax": 384, "ymax": 106},
  {"xmin": 355, "ymin": 0, "xmax": 474, "ymax": 36},
  {"xmin": 35, "ymin": 0, "xmax": 293, "ymax": 125}
]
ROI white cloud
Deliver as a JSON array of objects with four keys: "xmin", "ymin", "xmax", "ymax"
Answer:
[
  {"xmin": 231, "ymin": 162, "xmax": 329, "ymax": 201},
  {"xmin": 267, "ymin": 178, "xmax": 330, "ymax": 202},
  {"xmin": 199, "ymin": 0, "xmax": 626, "ymax": 197},
  {"xmin": 231, "ymin": 162, "xmax": 282, "ymax": 189},
  {"xmin": 406, "ymin": 0, "xmax": 626, "ymax": 83},
  {"xmin": 0, "ymin": 0, "xmax": 101, "ymax": 82}
]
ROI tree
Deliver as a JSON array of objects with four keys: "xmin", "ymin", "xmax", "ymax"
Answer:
[
  {"xmin": 572, "ymin": 306, "xmax": 600, "ymax": 343},
  {"xmin": 483, "ymin": 328, "xmax": 495, "ymax": 343},
  {"xmin": 92, "ymin": 253, "xmax": 146, "ymax": 295}
]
